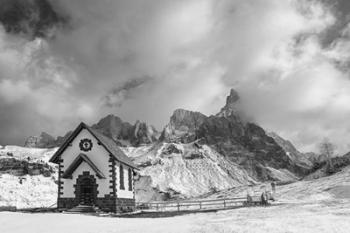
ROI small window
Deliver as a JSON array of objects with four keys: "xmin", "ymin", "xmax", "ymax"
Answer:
[
  {"xmin": 120, "ymin": 164, "xmax": 124, "ymax": 190},
  {"xmin": 128, "ymin": 168, "xmax": 132, "ymax": 191}
]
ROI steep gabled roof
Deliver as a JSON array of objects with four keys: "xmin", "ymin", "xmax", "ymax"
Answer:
[
  {"xmin": 62, "ymin": 153, "xmax": 105, "ymax": 179},
  {"xmin": 49, "ymin": 122, "xmax": 138, "ymax": 169}
]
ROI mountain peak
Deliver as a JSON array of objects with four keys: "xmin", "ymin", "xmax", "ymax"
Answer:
[
  {"xmin": 217, "ymin": 88, "xmax": 240, "ymax": 118},
  {"xmin": 100, "ymin": 114, "xmax": 122, "ymax": 122},
  {"xmin": 170, "ymin": 109, "xmax": 207, "ymax": 126},
  {"xmin": 227, "ymin": 88, "xmax": 240, "ymax": 105},
  {"xmin": 160, "ymin": 109, "xmax": 207, "ymax": 143},
  {"xmin": 92, "ymin": 114, "xmax": 159, "ymax": 146}
]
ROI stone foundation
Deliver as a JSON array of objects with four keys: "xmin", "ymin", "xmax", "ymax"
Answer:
[
  {"xmin": 96, "ymin": 195, "xmax": 116, "ymax": 212},
  {"xmin": 116, "ymin": 198, "xmax": 136, "ymax": 213},
  {"xmin": 58, "ymin": 198, "xmax": 77, "ymax": 209},
  {"xmin": 58, "ymin": 196, "xmax": 135, "ymax": 213}
]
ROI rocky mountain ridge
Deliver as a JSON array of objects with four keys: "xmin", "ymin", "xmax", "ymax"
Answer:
[
  {"xmin": 24, "ymin": 88, "xmax": 312, "ymax": 182},
  {"xmin": 159, "ymin": 89, "xmax": 309, "ymax": 180},
  {"xmin": 91, "ymin": 115, "xmax": 160, "ymax": 146},
  {"xmin": 267, "ymin": 132, "xmax": 314, "ymax": 168},
  {"xmin": 24, "ymin": 115, "xmax": 160, "ymax": 148}
]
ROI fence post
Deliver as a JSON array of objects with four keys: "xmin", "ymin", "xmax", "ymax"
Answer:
[
  {"xmin": 177, "ymin": 202, "xmax": 180, "ymax": 212},
  {"xmin": 156, "ymin": 203, "xmax": 159, "ymax": 211},
  {"xmin": 224, "ymin": 200, "xmax": 226, "ymax": 208},
  {"xmin": 199, "ymin": 201, "xmax": 202, "ymax": 210}
]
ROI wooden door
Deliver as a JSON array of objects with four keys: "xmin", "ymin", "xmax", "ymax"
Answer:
[{"xmin": 80, "ymin": 178, "xmax": 94, "ymax": 205}]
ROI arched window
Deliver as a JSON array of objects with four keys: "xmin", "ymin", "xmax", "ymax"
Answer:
[
  {"xmin": 119, "ymin": 164, "xmax": 124, "ymax": 190},
  {"xmin": 128, "ymin": 168, "xmax": 132, "ymax": 191}
]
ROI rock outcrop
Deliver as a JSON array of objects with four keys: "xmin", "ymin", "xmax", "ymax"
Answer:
[
  {"xmin": 24, "ymin": 132, "xmax": 57, "ymax": 148},
  {"xmin": 91, "ymin": 114, "xmax": 159, "ymax": 146},
  {"xmin": 160, "ymin": 109, "xmax": 206, "ymax": 143},
  {"xmin": 198, "ymin": 117, "xmax": 297, "ymax": 180},
  {"xmin": 267, "ymin": 132, "xmax": 313, "ymax": 170},
  {"xmin": 0, "ymin": 157, "xmax": 55, "ymax": 177},
  {"xmin": 132, "ymin": 120, "xmax": 159, "ymax": 145},
  {"xmin": 91, "ymin": 114, "xmax": 134, "ymax": 144},
  {"xmin": 304, "ymin": 152, "xmax": 325, "ymax": 164}
]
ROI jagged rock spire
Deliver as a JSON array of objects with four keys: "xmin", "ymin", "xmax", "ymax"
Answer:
[{"xmin": 217, "ymin": 88, "xmax": 240, "ymax": 117}]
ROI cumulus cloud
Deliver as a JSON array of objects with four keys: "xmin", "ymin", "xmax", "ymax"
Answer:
[{"xmin": 0, "ymin": 0, "xmax": 350, "ymax": 154}]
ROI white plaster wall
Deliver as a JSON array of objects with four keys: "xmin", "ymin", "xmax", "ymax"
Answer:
[
  {"xmin": 115, "ymin": 161, "xmax": 134, "ymax": 199},
  {"xmin": 60, "ymin": 129, "xmax": 111, "ymax": 198}
]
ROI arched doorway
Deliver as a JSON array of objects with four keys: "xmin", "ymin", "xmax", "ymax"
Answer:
[{"xmin": 75, "ymin": 173, "xmax": 97, "ymax": 206}]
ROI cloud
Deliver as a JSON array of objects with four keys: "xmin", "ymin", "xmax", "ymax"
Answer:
[
  {"xmin": 0, "ymin": 25, "xmax": 93, "ymax": 144},
  {"xmin": 0, "ymin": 0, "xmax": 65, "ymax": 39},
  {"xmin": 236, "ymin": 9, "xmax": 350, "ymax": 153},
  {"xmin": 103, "ymin": 76, "xmax": 152, "ymax": 108},
  {"xmin": 0, "ymin": 0, "xmax": 350, "ymax": 154}
]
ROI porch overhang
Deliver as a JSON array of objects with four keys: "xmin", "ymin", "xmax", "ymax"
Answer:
[{"xmin": 62, "ymin": 153, "xmax": 106, "ymax": 179}]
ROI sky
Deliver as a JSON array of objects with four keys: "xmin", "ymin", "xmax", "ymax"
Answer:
[{"xmin": 0, "ymin": 0, "xmax": 350, "ymax": 154}]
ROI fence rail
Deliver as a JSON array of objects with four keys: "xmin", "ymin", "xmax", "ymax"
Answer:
[{"xmin": 136, "ymin": 197, "xmax": 253, "ymax": 212}]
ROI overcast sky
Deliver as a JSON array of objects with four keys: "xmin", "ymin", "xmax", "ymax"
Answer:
[{"xmin": 0, "ymin": 0, "xmax": 350, "ymax": 154}]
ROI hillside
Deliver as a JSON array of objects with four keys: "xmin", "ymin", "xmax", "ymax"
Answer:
[
  {"xmin": 267, "ymin": 132, "xmax": 313, "ymax": 169},
  {"xmin": 304, "ymin": 152, "xmax": 350, "ymax": 180},
  {"xmin": 0, "ymin": 143, "xmax": 349, "ymax": 208},
  {"xmin": 0, "ymin": 146, "xmax": 57, "ymax": 208},
  {"xmin": 123, "ymin": 142, "xmax": 255, "ymax": 199},
  {"xmin": 201, "ymin": 163, "xmax": 350, "ymax": 204}
]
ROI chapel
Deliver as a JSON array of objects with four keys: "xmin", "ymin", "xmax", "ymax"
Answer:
[{"xmin": 49, "ymin": 122, "xmax": 138, "ymax": 212}]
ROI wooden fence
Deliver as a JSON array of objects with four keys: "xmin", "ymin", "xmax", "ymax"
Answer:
[
  {"xmin": 1, "ymin": 196, "xmax": 267, "ymax": 213},
  {"xmin": 136, "ymin": 197, "xmax": 252, "ymax": 212}
]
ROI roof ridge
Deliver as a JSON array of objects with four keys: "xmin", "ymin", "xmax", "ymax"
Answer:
[{"xmin": 49, "ymin": 122, "xmax": 138, "ymax": 169}]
